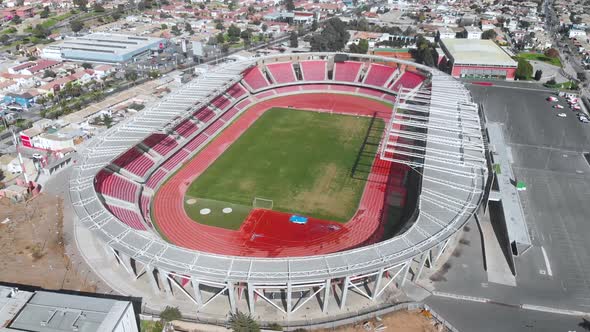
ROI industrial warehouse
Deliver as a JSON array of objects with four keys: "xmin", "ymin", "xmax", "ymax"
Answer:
[{"xmin": 41, "ymin": 33, "xmax": 166, "ymax": 64}]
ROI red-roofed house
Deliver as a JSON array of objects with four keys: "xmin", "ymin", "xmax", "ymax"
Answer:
[
  {"xmin": 2, "ymin": 6, "xmax": 34, "ymax": 19},
  {"xmin": 21, "ymin": 60, "xmax": 60, "ymax": 76},
  {"xmin": 8, "ymin": 62, "xmax": 35, "ymax": 74}
]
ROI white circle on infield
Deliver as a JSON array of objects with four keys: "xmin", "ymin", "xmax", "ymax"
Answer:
[
  {"xmin": 186, "ymin": 198, "xmax": 197, "ymax": 205},
  {"xmin": 222, "ymin": 207, "xmax": 233, "ymax": 214},
  {"xmin": 200, "ymin": 208, "xmax": 211, "ymax": 215}
]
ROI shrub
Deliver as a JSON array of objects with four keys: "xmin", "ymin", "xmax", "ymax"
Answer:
[{"xmin": 229, "ymin": 312, "xmax": 260, "ymax": 332}]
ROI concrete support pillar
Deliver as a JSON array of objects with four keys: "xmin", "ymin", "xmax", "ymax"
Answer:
[
  {"xmin": 286, "ymin": 282, "xmax": 293, "ymax": 314},
  {"xmin": 415, "ymin": 253, "xmax": 428, "ymax": 281},
  {"xmin": 340, "ymin": 276, "xmax": 350, "ymax": 310},
  {"xmin": 145, "ymin": 265, "xmax": 161, "ymax": 294},
  {"xmin": 433, "ymin": 239, "xmax": 450, "ymax": 264},
  {"xmin": 118, "ymin": 252, "xmax": 136, "ymax": 278},
  {"xmin": 372, "ymin": 268, "xmax": 384, "ymax": 300},
  {"xmin": 159, "ymin": 270, "xmax": 174, "ymax": 297},
  {"xmin": 227, "ymin": 282, "xmax": 237, "ymax": 314},
  {"xmin": 247, "ymin": 282, "xmax": 255, "ymax": 314},
  {"xmin": 322, "ymin": 279, "xmax": 330, "ymax": 313},
  {"xmin": 191, "ymin": 278, "xmax": 203, "ymax": 306},
  {"xmin": 103, "ymin": 245, "xmax": 117, "ymax": 265},
  {"xmin": 400, "ymin": 259, "xmax": 412, "ymax": 286}
]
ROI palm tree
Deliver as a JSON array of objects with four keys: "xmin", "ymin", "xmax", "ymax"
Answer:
[{"xmin": 229, "ymin": 311, "xmax": 260, "ymax": 332}]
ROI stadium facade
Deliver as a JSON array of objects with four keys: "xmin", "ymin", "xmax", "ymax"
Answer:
[{"xmin": 70, "ymin": 53, "xmax": 489, "ymax": 318}]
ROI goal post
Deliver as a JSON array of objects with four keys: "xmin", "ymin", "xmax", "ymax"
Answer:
[{"xmin": 252, "ymin": 197, "xmax": 273, "ymax": 210}]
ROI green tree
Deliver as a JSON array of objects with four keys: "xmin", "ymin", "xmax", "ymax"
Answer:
[
  {"xmin": 11, "ymin": 15, "xmax": 22, "ymax": 25},
  {"xmin": 285, "ymin": 0, "xmax": 295, "ymax": 11},
  {"xmin": 515, "ymin": 59, "xmax": 533, "ymax": 80},
  {"xmin": 70, "ymin": 20, "xmax": 84, "ymax": 33},
  {"xmin": 534, "ymin": 69, "xmax": 542, "ymax": 81},
  {"xmin": 43, "ymin": 70, "xmax": 56, "ymax": 78},
  {"xmin": 310, "ymin": 18, "xmax": 350, "ymax": 52},
  {"xmin": 171, "ymin": 24, "xmax": 181, "ymax": 35},
  {"xmin": 148, "ymin": 70, "xmax": 161, "ymax": 79},
  {"xmin": 102, "ymin": 114, "xmax": 113, "ymax": 128},
  {"xmin": 261, "ymin": 24, "xmax": 268, "ymax": 32},
  {"xmin": 32, "ymin": 24, "xmax": 50, "ymax": 38},
  {"xmin": 81, "ymin": 62, "xmax": 92, "ymax": 69},
  {"xmin": 289, "ymin": 30, "xmax": 298, "ymax": 47},
  {"xmin": 311, "ymin": 20, "xmax": 318, "ymax": 31},
  {"xmin": 111, "ymin": 11, "xmax": 121, "ymax": 20},
  {"xmin": 221, "ymin": 43, "xmax": 229, "ymax": 53},
  {"xmin": 216, "ymin": 22, "xmax": 224, "ymax": 30},
  {"xmin": 73, "ymin": 0, "xmax": 88, "ymax": 11},
  {"xmin": 185, "ymin": 22, "xmax": 194, "ymax": 35},
  {"xmin": 93, "ymin": 3, "xmax": 105, "ymax": 12},
  {"xmin": 229, "ymin": 311, "xmax": 260, "ymax": 332},
  {"xmin": 349, "ymin": 38, "xmax": 368, "ymax": 53},
  {"xmin": 544, "ymin": 48, "xmax": 559, "ymax": 58},
  {"xmin": 124, "ymin": 69, "xmax": 139, "ymax": 84},
  {"xmin": 39, "ymin": 6, "xmax": 50, "ymax": 18},
  {"xmin": 481, "ymin": 29, "xmax": 497, "ymax": 40},
  {"xmin": 409, "ymin": 35, "xmax": 438, "ymax": 67},
  {"xmin": 161, "ymin": 23, "xmax": 168, "ymax": 30},
  {"xmin": 228, "ymin": 24, "xmax": 241, "ymax": 42},
  {"xmin": 160, "ymin": 306, "xmax": 182, "ymax": 322},
  {"xmin": 216, "ymin": 32, "xmax": 225, "ymax": 44}
]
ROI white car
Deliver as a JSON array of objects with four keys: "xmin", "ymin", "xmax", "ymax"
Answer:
[
  {"xmin": 554, "ymin": 104, "xmax": 564, "ymax": 109},
  {"xmin": 578, "ymin": 114, "xmax": 589, "ymax": 123},
  {"xmin": 557, "ymin": 113, "xmax": 567, "ymax": 117},
  {"xmin": 547, "ymin": 96, "xmax": 558, "ymax": 102},
  {"xmin": 32, "ymin": 153, "xmax": 42, "ymax": 159}
]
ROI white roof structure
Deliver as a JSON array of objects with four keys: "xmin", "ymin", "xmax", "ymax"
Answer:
[
  {"xmin": 0, "ymin": 286, "xmax": 136, "ymax": 332},
  {"xmin": 441, "ymin": 39, "xmax": 518, "ymax": 67},
  {"xmin": 69, "ymin": 53, "xmax": 487, "ymax": 285}
]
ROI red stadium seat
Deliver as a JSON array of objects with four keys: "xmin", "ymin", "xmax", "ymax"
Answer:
[
  {"xmin": 95, "ymin": 170, "xmax": 138, "ymax": 202},
  {"xmin": 333, "ymin": 61, "xmax": 362, "ymax": 82},
  {"xmin": 300, "ymin": 60, "xmax": 327, "ymax": 81},
  {"xmin": 363, "ymin": 63, "xmax": 397, "ymax": 87},
  {"xmin": 112, "ymin": 148, "xmax": 155, "ymax": 177},
  {"xmin": 266, "ymin": 62, "xmax": 297, "ymax": 84},
  {"xmin": 242, "ymin": 66, "xmax": 270, "ymax": 91},
  {"xmin": 106, "ymin": 204, "xmax": 146, "ymax": 230}
]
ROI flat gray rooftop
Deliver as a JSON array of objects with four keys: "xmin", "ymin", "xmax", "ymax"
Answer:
[
  {"xmin": 441, "ymin": 39, "xmax": 517, "ymax": 67},
  {"xmin": 52, "ymin": 33, "xmax": 165, "ymax": 56}
]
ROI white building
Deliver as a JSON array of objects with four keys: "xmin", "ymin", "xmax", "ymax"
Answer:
[
  {"xmin": 464, "ymin": 26, "xmax": 482, "ymax": 39},
  {"xmin": 569, "ymin": 29, "xmax": 587, "ymax": 39},
  {"xmin": 438, "ymin": 27, "xmax": 456, "ymax": 39},
  {"xmin": 0, "ymin": 286, "xmax": 138, "ymax": 332}
]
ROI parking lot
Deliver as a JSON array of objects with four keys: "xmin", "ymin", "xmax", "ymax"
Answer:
[
  {"xmin": 477, "ymin": 84, "xmax": 590, "ymax": 308},
  {"xmin": 426, "ymin": 82, "xmax": 590, "ymax": 330}
]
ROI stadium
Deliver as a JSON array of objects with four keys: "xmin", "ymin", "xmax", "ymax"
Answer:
[{"xmin": 70, "ymin": 53, "xmax": 488, "ymax": 319}]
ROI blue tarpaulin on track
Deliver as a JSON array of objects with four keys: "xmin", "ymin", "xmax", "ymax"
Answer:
[{"xmin": 289, "ymin": 215, "xmax": 308, "ymax": 224}]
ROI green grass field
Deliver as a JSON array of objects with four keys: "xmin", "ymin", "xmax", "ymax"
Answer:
[
  {"xmin": 184, "ymin": 108, "xmax": 383, "ymax": 229},
  {"xmin": 515, "ymin": 52, "xmax": 562, "ymax": 67}
]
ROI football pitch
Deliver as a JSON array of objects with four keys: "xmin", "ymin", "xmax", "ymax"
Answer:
[{"xmin": 185, "ymin": 107, "xmax": 384, "ymax": 229}]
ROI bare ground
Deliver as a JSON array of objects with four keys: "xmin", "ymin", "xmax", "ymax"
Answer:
[
  {"xmin": 0, "ymin": 195, "xmax": 100, "ymax": 292},
  {"xmin": 315, "ymin": 309, "xmax": 447, "ymax": 332}
]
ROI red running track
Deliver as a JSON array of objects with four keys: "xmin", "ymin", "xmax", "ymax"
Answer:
[{"xmin": 153, "ymin": 93, "xmax": 404, "ymax": 257}]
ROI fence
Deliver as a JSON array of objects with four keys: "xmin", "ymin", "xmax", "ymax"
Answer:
[{"xmin": 141, "ymin": 301, "xmax": 459, "ymax": 331}]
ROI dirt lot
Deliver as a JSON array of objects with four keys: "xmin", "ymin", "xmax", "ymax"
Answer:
[
  {"xmin": 0, "ymin": 195, "xmax": 98, "ymax": 292},
  {"xmin": 315, "ymin": 309, "xmax": 446, "ymax": 332}
]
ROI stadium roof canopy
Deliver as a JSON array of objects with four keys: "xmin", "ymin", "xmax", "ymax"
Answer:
[{"xmin": 441, "ymin": 39, "xmax": 518, "ymax": 67}]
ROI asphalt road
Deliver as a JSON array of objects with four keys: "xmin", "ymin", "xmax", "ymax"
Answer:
[{"xmin": 426, "ymin": 83, "xmax": 590, "ymax": 330}]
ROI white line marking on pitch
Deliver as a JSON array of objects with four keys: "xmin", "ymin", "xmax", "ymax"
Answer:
[{"xmin": 541, "ymin": 246, "xmax": 553, "ymax": 277}]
